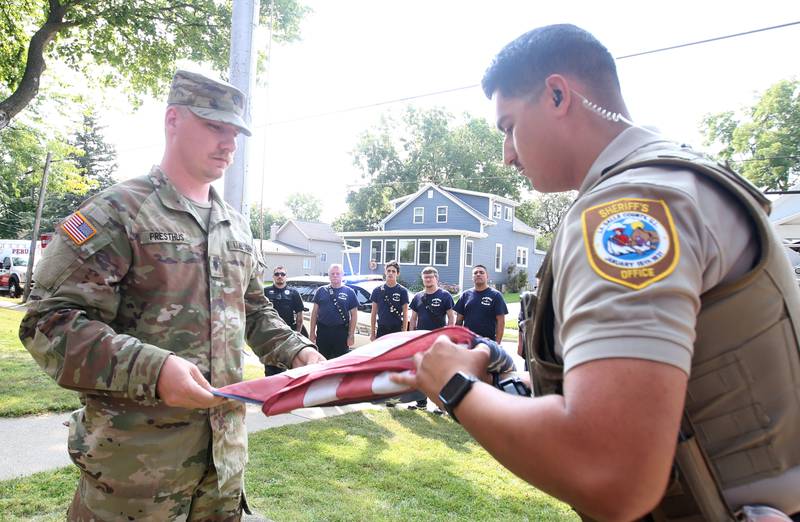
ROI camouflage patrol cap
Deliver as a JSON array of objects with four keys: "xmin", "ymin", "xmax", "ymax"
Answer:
[{"xmin": 167, "ymin": 70, "xmax": 252, "ymax": 136}]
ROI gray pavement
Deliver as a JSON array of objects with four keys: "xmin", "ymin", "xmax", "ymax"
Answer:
[{"xmin": 0, "ymin": 402, "xmax": 385, "ymax": 481}]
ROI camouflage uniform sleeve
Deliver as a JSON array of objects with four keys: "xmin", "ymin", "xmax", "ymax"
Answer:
[
  {"xmin": 244, "ymin": 257, "xmax": 314, "ymax": 369},
  {"xmin": 19, "ymin": 202, "xmax": 171, "ymax": 404}
]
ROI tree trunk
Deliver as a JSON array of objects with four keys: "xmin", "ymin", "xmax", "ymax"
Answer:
[{"xmin": 0, "ymin": 1, "xmax": 68, "ymax": 130}]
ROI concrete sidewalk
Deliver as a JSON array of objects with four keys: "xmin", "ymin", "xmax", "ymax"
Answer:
[{"xmin": 0, "ymin": 402, "xmax": 384, "ymax": 481}]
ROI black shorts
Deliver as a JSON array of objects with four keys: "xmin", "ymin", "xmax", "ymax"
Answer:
[{"xmin": 376, "ymin": 323, "xmax": 402, "ymax": 338}]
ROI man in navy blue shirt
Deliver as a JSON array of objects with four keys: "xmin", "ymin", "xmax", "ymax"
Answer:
[
  {"xmin": 263, "ymin": 265, "xmax": 306, "ymax": 375},
  {"xmin": 310, "ymin": 264, "xmax": 358, "ymax": 359},
  {"xmin": 369, "ymin": 260, "xmax": 409, "ymax": 340},
  {"xmin": 454, "ymin": 264, "xmax": 508, "ymax": 341},
  {"xmin": 408, "ymin": 266, "xmax": 455, "ymax": 411},
  {"xmin": 410, "ymin": 266, "xmax": 455, "ymax": 331}
]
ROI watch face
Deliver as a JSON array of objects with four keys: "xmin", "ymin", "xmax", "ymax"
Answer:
[{"xmin": 440, "ymin": 372, "xmax": 470, "ymax": 401}]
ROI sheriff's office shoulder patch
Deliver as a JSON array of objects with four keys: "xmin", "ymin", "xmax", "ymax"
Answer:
[
  {"xmin": 581, "ymin": 198, "xmax": 679, "ymax": 290},
  {"xmin": 61, "ymin": 211, "xmax": 97, "ymax": 245}
]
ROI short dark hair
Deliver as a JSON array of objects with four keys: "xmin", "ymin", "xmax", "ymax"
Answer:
[
  {"xmin": 481, "ymin": 24, "xmax": 620, "ymax": 100},
  {"xmin": 473, "ymin": 264, "xmax": 488, "ymax": 273},
  {"xmin": 386, "ymin": 260, "xmax": 400, "ymax": 273}
]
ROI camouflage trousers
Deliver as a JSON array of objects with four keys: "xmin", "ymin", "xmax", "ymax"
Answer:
[
  {"xmin": 65, "ymin": 406, "xmax": 246, "ymax": 521},
  {"xmin": 66, "ymin": 457, "xmax": 246, "ymax": 521}
]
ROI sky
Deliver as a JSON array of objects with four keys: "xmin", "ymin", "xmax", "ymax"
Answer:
[{"xmin": 101, "ymin": 0, "xmax": 800, "ymax": 223}]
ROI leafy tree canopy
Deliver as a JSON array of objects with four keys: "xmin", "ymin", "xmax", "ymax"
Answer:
[
  {"xmin": 0, "ymin": 0, "xmax": 308, "ymax": 128},
  {"xmin": 701, "ymin": 79, "xmax": 800, "ymax": 192},
  {"xmin": 335, "ymin": 107, "xmax": 526, "ymax": 231},
  {"xmin": 286, "ymin": 192, "xmax": 322, "ymax": 222},
  {"xmin": 249, "ymin": 203, "xmax": 288, "ymax": 240},
  {"xmin": 516, "ymin": 192, "xmax": 575, "ymax": 250}
]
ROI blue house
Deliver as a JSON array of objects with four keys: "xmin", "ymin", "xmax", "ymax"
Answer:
[{"xmin": 339, "ymin": 183, "xmax": 543, "ymax": 292}]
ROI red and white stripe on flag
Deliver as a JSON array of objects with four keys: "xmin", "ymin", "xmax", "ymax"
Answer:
[{"xmin": 214, "ymin": 326, "xmax": 476, "ymax": 416}]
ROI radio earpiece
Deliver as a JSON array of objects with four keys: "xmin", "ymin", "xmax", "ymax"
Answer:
[{"xmin": 552, "ymin": 89, "xmax": 563, "ymax": 107}]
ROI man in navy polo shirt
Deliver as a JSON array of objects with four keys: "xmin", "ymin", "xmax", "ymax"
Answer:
[
  {"xmin": 263, "ymin": 265, "xmax": 306, "ymax": 375},
  {"xmin": 410, "ymin": 266, "xmax": 455, "ymax": 331},
  {"xmin": 310, "ymin": 264, "xmax": 358, "ymax": 359},
  {"xmin": 369, "ymin": 260, "xmax": 409, "ymax": 340},
  {"xmin": 408, "ymin": 265, "xmax": 455, "ymax": 411},
  {"xmin": 454, "ymin": 264, "xmax": 508, "ymax": 342}
]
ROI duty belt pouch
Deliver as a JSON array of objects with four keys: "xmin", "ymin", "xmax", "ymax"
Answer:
[{"xmin": 527, "ymin": 251, "xmax": 564, "ymax": 396}]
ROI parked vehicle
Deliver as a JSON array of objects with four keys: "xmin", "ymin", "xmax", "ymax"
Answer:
[
  {"xmin": 274, "ymin": 275, "xmax": 411, "ymax": 347},
  {"xmin": 0, "ymin": 240, "xmax": 42, "ymax": 298}
]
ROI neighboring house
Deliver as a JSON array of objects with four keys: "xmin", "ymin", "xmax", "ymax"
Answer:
[
  {"xmin": 260, "ymin": 220, "xmax": 343, "ymax": 282},
  {"xmin": 768, "ymin": 183, "xmax": 800, "ymax": 266},
  {"xmin": 339, "ymin": 183, "xmax": 543, "ymax": 292}
]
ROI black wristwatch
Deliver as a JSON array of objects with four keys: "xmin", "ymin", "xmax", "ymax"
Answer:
[{"xmin": 438, "ymin": 371, "xmax": 477, "ymax": 423}]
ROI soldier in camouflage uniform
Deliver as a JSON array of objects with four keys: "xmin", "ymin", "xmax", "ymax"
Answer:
[{"xmin": 19, "ymin": 70, "xmax": 325, "ymax": 521}]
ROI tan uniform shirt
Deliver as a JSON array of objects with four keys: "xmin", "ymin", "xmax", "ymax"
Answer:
[{"xmin": 552, "ymin": 127, "xmax": 756, "ymax": 375}]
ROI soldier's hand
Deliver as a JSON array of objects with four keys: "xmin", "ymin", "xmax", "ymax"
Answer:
[
  {"xmin": 291, "ymin": 347, "xmax": 326, "ymax": 368},
  {"xmin": 390, "ymin": 334, "xmax": 490, "ymax": 404},
  {"xmin": 156, "ymin": 355, "xmax": 225, "ymax": 409}
]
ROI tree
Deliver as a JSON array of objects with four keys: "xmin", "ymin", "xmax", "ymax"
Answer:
[
  {"xmin": 0, "ymin": 0, "xmax": 308, "ymax": 129},
  {"xmin": 701, "ymin": 79, "xmax": 800, "ymax": 192},
  {"xmin": 286, "ymin": 192, "xmax": 322, "ymax": 222},
  {"xmin": 42, "ymin": 111, "xmax": 117, "ymax": 230},
  {"xmin": 516, "ymin": 192, "xmax": 575, "ymax": 250},
  {"xmin": 336, "ymin": 107, "xmax": 526, "ymax": 231},
  {"xmin": 0, "ymin": 108, "xmax": 84, "ymax": 237},
  {"xmin": 249, "ymin": 203, "xmax": 287, "ymax": 240}
]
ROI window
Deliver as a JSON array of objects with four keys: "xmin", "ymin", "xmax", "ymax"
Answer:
[
  {"xmin": 413, "ymin": 207, "xmax": 424, "ymax": 224},
  {"xmin": 516, "ymin": 247, "xmax": 528, "ymax": 267},
  {"xmin": 418, "ymin": 239, "xmax": 432, "ymax": 265},
  {"xmin": 465, "ymin": 240, "xmax": 474, "ymax": 267},
  {"xmin": 434, "ymin": 239, "xmax": 449, "ymax": 266},
  {"xmin": 436, "ymin": 206, "xmax": 448, "ymax": 223},
  {"xmin": 493, "ymin": 203, "xmax": 502, "ymax": 219},
  {"xmin": 427, "ymin": 190, "xmax": 434, "ymax": 199},
  {"xmin": 320, "ymin": 252, "xmax": 327, "ymax": 262},
  {"xmin": 495, "ymin": 244, "xmax": 503, "ymax": 272},
  {"xmin": 385, "ymin": 240, "xmax": 397, "ymax": 263},
  {"xmin": 370, "ymin": 240, "xmax": 383, "ymax": 264},
  {"xmin": 303, "ymin": 257, "xmax": 312, "ymax": 270},
  {"xmin": 399, "ymin": 239, "xmax": 416, "ymax": 264},
  {"xmin": 504, "ymin": 206, "xmax": 512, "ymax": 221}
]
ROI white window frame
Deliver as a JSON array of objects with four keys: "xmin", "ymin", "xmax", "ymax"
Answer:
[
  {"xmin": 370, "ymin": 239, "xmax": 383, "ymax": 264},
  {"xmin": 465, "ymin": 240, "xmax": 474, "ymax": 267},
  {"xmin": 504, "ymin": 206, "xmax": 512, "ymax": 222},
  {"xmin": 413, "ymin": 207, "xmax": 424, "ymax": 224},
  {"xmin": 320, "ymin": 252, "xmax": 327, "ymax": 262},
  {"xmin": 418, "ymin": 239, "xmax": 432, "ymax": 266},
  {"xmin": 495, "ymin": 243, "xmax": 503, "ymax": 272},
  {"xmin": 516, "ymin": 246, "xmax": 528, "ymax": 267},
  {"xmin": 384, "ymin": 239, "xmax": 397, "ymax": 263},
  {"xmin": 436, "ymin": 206, "xmax": 448, "ymax": 223},
  {"xmin": 493, "ymin": 202, "xmax": 502, "ymax": 219},
  {"xmin": 434, "ymin": 239, "xmax": 449, "ymax": 266},
  {"xmin": 427, "ymin": 190, "xmax": 434, "ymax": 199},
  {"xmin": 303, "ymin": 257, "xmax": 312, "ymax": 270},
  {"xmin": 399, "ymin": 239, "xmax": 417, "ymax": 265}
]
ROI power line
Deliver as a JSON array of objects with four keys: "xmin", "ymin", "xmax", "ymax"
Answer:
[
  {"xmin": 615, "ymin": 21, "xmax": 800, "ymax": 60},
  {"xmin": 255, "ymin": 20, "xmax": 800, "ymax": 129}
]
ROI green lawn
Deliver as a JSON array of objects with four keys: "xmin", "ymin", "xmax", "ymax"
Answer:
[
  {"xmin": 0, "ymin": 308, "xmax": 81, "ymax": 417},
  {"xmin": 0, "ymin": 409, "xmax": 578, "ymax": 521},
  {"xmin": 0, "ymin": 308, "xmax": 266, "ymax": 417}
]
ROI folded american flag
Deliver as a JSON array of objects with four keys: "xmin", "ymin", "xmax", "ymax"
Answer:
[{"xmin": 214, "ymin": 326, "xmax": 476, "ymax": 416}]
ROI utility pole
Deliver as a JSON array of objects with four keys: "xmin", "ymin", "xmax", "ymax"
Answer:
[
  {"xmin": 23, "ymin": 151, "xmax": 50, "ymax": 303},
  {"xmin": 225, "ymin": 0, "xmax": 260, "ymax": 216}
]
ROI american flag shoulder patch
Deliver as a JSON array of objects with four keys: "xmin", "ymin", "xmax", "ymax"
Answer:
[{"xmin": 61, "ymin": 211, "xmax": 97, "ymax": 245}]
